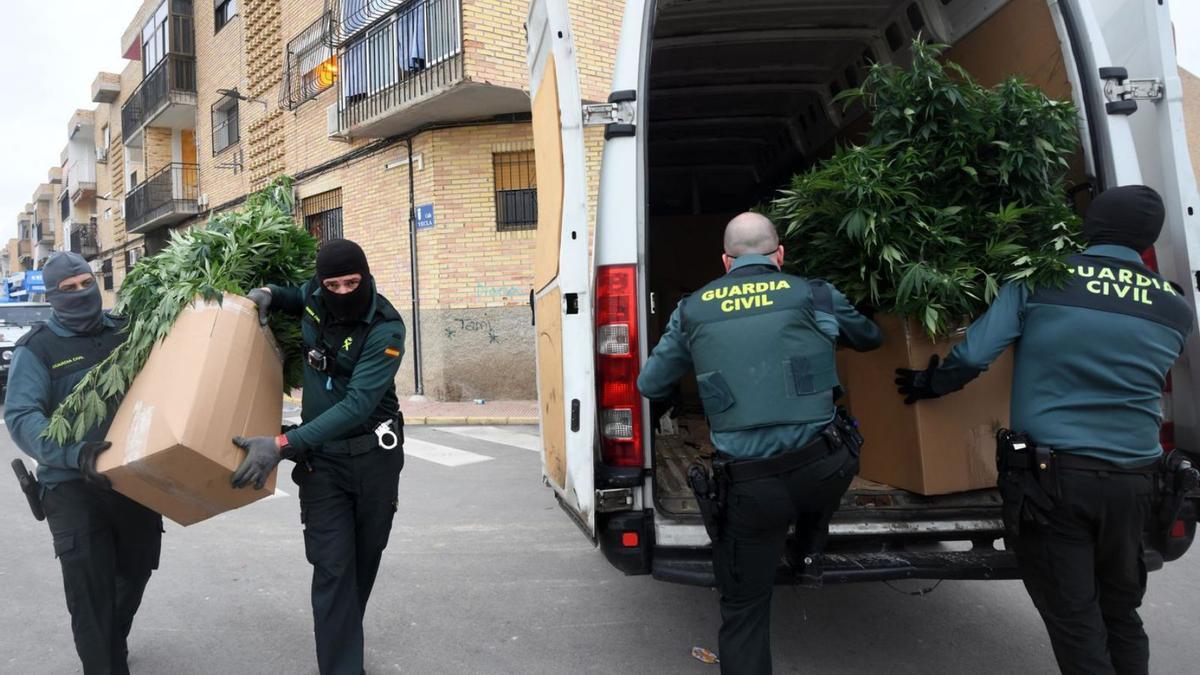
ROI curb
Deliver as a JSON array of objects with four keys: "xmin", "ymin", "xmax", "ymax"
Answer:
[
  {"xmin": 409, "ymin": 416, "xmax": 539, "ymax": 426},
  {"xmin": 284, "ymin": 395, "xmax": 537, "ymax": 426}
]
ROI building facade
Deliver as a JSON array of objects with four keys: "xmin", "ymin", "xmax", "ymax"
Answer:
[{"xmin": 10, "ymin": 0, "xmax": 622, "ymax": 400}]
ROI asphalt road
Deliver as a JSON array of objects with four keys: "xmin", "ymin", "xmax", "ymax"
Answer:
[{"xmin": 1, "ymin": 419, "xmax": 1197, "ymax": 674}]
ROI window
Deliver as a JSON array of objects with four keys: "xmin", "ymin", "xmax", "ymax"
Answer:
[
  {"xmin": 212, "ymin": 91, "xmax": 240, "ymax": 154},
  {"xmin": 302, "ymin": 189, "xmax": 344, "ymax": 245},
  {"xmin": 60, "ymin": 194, "xmax": 70, "ymax": 221},
  {"xmin": 142, "ymin": 1, "xmax": 169, "ymax": 75},
  {"xmin": 281, "ymin": 15, "xmax": 336, "ymax": 110},
  {"xmin": 493, "ymin": 151, "xmax": 538, "ymax": 232},
  {"xmin": 125, "ymin": 247, "xmax": 144, "ymax": 273},
  {"xmin": 215, "ymin": 0, "xmax": 237, "ymax": 33},
  {"xmin": 340, "ymin": 0, "xmax": 462, "ymax": 102},
  {"xmin": 101, "ymin": 259, "xmax": 114, "ymax": 291},
  {"xmin": 98, "ymin": 125, "xmax": 111, "ymax": 163}
]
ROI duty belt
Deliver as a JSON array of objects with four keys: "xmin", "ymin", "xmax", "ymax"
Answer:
[
  {"xmin": 999, "ymin": 443, "xmax": 1159, "ymax": 475},
  {"xmin": 719, "ymin": 435, "xmax": 835, "ymax": 483},
  {"xmin": 319, "ymin": 432, "xmax": 380, "ymax": 456}
]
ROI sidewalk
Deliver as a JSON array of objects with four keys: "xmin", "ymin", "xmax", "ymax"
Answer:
[{"xmin": 284, "ymin": 392, "xmax": 539, "ymax": 426}]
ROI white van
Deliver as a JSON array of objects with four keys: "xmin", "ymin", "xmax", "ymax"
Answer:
[{"xmin": 526, "ymin": 0, "xmax": 1200, "ymax": 584}]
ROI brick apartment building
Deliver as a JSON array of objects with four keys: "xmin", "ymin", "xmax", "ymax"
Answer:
[{"xmin": 7, "ymin": 0, "xmax": 622, "ymax": 401}]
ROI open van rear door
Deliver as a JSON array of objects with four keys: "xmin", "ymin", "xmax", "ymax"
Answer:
[
  {"xmin": 1053, "ymin": 0, "xmax": 1200, "ymax": 453},
  {"xmin": 527, "ymin": 0, "xmax": 597, "ymax": 537}
]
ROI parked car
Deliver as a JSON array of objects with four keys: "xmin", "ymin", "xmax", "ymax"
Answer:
[
  {"xmin": 0, "ymin": 302, "xmax": 53, "ymax": 396},
  {"xmin": 527, "ymin": 0, "xmax": 1199, "ymax": 584}
]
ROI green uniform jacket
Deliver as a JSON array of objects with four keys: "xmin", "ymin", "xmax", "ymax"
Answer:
[
  {"xmin": 268, "ymin": 279, "xmax": 407, "ymax": 452},
  {"xmin": 638, "ymin": 255, "xmax": 883, "ymax": 458},
  {"xmin": 4, "ymin": 314, "xmax": 125, "ymax": 487},
  {"xmin": 931, "ymin": 245, "xmax": 1193, "ymax": 467}
]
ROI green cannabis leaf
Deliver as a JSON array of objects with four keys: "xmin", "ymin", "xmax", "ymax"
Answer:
[
  {"xmin": 770, "ymin": 39, "xmax": 1083, "ymax": 337},
  {"xmin": 43, "ymin": 176, "xmax": 318, "ymax": 445}
]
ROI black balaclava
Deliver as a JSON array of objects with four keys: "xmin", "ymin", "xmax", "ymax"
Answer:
[
  {"xmin": 316, "ymin": 239, "xmax": 373, "ymax": 322},
  {"xmin": 1082, "ymin": 185, "xmax": 1165, "ymax": 252},
  {"xmin": 43, "ymin": 252, "xmax": 104, "ymax": 334}
]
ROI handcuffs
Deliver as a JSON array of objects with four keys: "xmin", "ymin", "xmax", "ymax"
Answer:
[{"xmin": 375, "ymin": 419, "xmax": 400, "ymax": 450}]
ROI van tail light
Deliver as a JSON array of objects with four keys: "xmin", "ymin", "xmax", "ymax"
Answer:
[
  {"xmin": 596, "ymin": 265, "xmax": 643, "ymax": 467},
  {"xmin": 1143, "ymin": 247, "xmax": 1177, "ymax": 453},
  {"xmin": 1170, "ymin": 519, "xmax": 1187, "ymax": 539}
]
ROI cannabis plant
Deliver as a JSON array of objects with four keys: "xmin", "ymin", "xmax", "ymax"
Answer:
[
  {"xmin": 770, "ymin": 40, "xmax": 1083, "ymax": 336},
  {"xmin": 44, "ymin": 176, "xmax": 317, "ymax": 445}
]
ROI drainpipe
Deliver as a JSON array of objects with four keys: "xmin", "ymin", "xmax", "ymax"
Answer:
[{"xmin": 407, "ymin": 136, "xmax": 424, "ymax": 395}]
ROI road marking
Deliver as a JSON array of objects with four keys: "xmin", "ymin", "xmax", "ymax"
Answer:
[
  {"xmin": 438, "ymin": 426, "xmax": 541, "ymax": 452},
  {"xmin": 404, "ymin": 437, "xmax": 493, "ymax": 467}
]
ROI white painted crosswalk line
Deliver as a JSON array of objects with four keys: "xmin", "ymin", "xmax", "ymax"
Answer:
[
  {"xmin": 438, "ymin": 426, "xmax": 542, "ymax": 452},
  {"xmin": 404, "ymin": 437, "xmax": 494, "ymax": 467}
]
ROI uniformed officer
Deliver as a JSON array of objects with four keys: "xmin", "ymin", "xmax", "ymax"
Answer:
[
  {"xmin": 638, "ymin": 213, "xmax": 882, "ymax": 675},
  {"xmin": 4, "ymin": 252, "xmax": 163, "ymax": 675},
  {"xmin": 235, "ymin": 239, "xmax": 407, "ymax": 675},
  {"xmin": 895, "ymin": 185, "xmax": 1192, "ymax": 675}
]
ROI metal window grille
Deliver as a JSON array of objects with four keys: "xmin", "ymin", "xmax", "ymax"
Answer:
[
  {"xmin": 302, "ymin": 189, "xmax": 344, "ymax": 245},
  {"xmin": 101, "ymin": 258, "xmax": 114, "ymax": 290},
  {"xmin": 281, "ymin": 14, "xmax": 336, "ymax": 111},
  {"xmin": 125, "ymin": 247, "xmax": 145, "ymax": 273},
  {"xmin": 212, "ymin": 91, "xmax": 240, "ymax": 154},
  {"xmin": 493, "ymin": 151, "xmax": 538, "ymax": 232}
]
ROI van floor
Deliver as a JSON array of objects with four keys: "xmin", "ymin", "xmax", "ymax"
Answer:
[{"xmin": 653, "ymin": 413, "xmax": 1000, "ymax": 517}]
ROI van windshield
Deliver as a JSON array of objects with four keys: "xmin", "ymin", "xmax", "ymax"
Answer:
[{"xmin": 0, "ymin": 305, "xmax": 53, "ymax": 326}]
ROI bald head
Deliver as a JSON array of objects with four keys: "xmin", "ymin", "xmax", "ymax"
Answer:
[{"xmin": 724, "ymin": 212, "xmax": 780, "ymax": 257}]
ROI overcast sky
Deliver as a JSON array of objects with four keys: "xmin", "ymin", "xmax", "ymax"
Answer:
[{"xmin": 0, "ymin": 1, "xmax": 1198, "ymax": 243}]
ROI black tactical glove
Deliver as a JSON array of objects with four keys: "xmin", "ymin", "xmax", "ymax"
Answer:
[
  {"xmin": 246, "ymin": 288, "xmax": 272, "ymax": 326},
  {"xmin": 77, "ymin": 441, "xmax": 112, "ymax": 489},
  {"xmin": 895, "ymin": 354, "xmax": 943, "ymax": 405},
  {"xmin": 231, "ymin": 436, "xmax": 282, "ymax": 490}
]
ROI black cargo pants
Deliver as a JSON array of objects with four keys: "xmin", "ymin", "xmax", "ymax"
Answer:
[
  {"xmin": 41, "ymin": 480, "xmax": 163, "ymax": 675},
  {"xmin": 1008, "ymin": 466, "xmax": 1155, "ymax": 675},
  {"xmin": 714, "ymin": 442, "xmax": 858, "ymax": 675},
  {"xmin": 294, "ymin": 443, "xmax": 404, "ymax": 675}
]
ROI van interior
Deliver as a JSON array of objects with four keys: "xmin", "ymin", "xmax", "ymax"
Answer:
[{"xmin": 643, "ymin": 0, "xmax": 1090, "ymax": 515}]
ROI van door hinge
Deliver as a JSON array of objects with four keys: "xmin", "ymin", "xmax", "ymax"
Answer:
[
  {"xmin": 596, "ymin": 487, "xmax": 634, "ymax": 513},
  {"xmin": 584, "ymin": 91, "xmax": 637, "ymax": 140},
  {"xmin": 1099, "ymin": 67, "xmax": 1164, "ymax": 116}
]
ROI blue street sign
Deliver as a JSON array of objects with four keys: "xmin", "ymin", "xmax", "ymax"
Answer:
[
  {"xmin": 415, "ymin": 203, "xmax": 435, "ymax": 230},
  {"xmin": 26, "ymin": 271, "xmax": 45, "ymax": 293}
]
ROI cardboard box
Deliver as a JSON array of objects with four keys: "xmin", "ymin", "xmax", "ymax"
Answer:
[
  {"xmin": 840, "ymin": 315, "xmax": 1009, "ymax": 495},
  {"xmin": 98, "ymin": 294, "xmax": 283, "ymax": 525}
]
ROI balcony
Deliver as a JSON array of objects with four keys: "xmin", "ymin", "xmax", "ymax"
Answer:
[
  {"xmin": 122, "ymin": 54, "xmax": 198, "ymax": 144},
  {"xmin": 68, "ymin": 163, "xmax": 98, "ymax": 204},
  {"xmin": 70, "ymin": 220, "xmax": 100, "ymax": 260},
  {"xmin": 328, "ymin": 0, "xmax": 526, "ymax": 139},
  {"xmin": 33, "ymin": 223, "xmax": 54, "ymax": 245},
  {"xmin": 125, "ymin": 162, "xmax": 199, "ymax": 233}
]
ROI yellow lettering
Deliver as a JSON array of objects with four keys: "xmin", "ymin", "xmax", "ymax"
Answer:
[
  {"xmin": 1163, "ymin": 283, "xmax": 1178, "ymax": 296},
  {"xmin": 1118, "ymin": 269, "xmax": 1134, "ymax": 285},
  {"xmin": 702, "ymin": 290, "xmax": 715, "ymax": 302},
  {"xmin": 1076, "ymin": 265, "xmax": 1095, "ymax": 279},
  {"xmin": 1114, "ymin": 284, "xmax": 1131, "ymax": 299},
  {"xmin": 762, "ymin": 295, "xmax": 774, "ymax": 307},
  {"xmin": 1138, "ymin": 289, "xmax": 1154, "ymax": 305},
  {"xmin": 776, "ymin": 280, "xmax": 791, "ymax": 290},
  {"xmin": 715, "ymin": 287, "xmax": 729, "ymax": 299},
  {"xmin": 1098, "ymin": 267, "xmax": 1116, "ymax": 281},
  {"xmin": 1086, "ymin": 280, "xmax": 1103, "ymax": 294},
  {"xmin": 755, "ymin": 282, "xmax": 770, "ymax": 293},
  {"xmin": 742, "ymin": 282, "xmax": 757, "ymax": 295},
  {"xmin": 721, "ymin": 299, "xmax": 735, "ymax": 312},
  {"xmin": 1136, "ymin": 274, "xmax": 1154, "ymax": 287}
]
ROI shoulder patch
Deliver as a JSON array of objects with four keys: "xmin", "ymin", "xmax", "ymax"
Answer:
[{"xmin": 808, "ymin": 279, "xmax": 834, "ymax": 314}]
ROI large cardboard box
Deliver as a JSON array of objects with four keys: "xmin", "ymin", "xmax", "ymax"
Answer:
[
  {"xmin": 840, "ymin": 315, "xmax": 1010, "ymax": 495},
  {"xmin": 98, "ymin": 294, "xmax": 283, "ymax": 525}
]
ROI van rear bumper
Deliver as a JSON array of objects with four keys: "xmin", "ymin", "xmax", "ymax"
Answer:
[
  {"xmin": 649, "ymin": 545, "xmax": 1169, "ymax": 587},
  {"xmin": 649, "ymin": 546, "xmax": 1025, "ymax": 587}
]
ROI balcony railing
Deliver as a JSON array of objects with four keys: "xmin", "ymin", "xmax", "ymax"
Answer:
[
  {"xmin": 70, "ymin": 219, "xmax": 100, "ymax": 260},
  {"xmin": 121, "ymin": 54, "xmax": 197, "ymax": 142},
  {"xmin": 336, "ymin": 0, "xmax": 463, "ymax": 133},
  {"xmin": 125, "ymin": 162, "xmax": 200, "ymax": 233}
]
